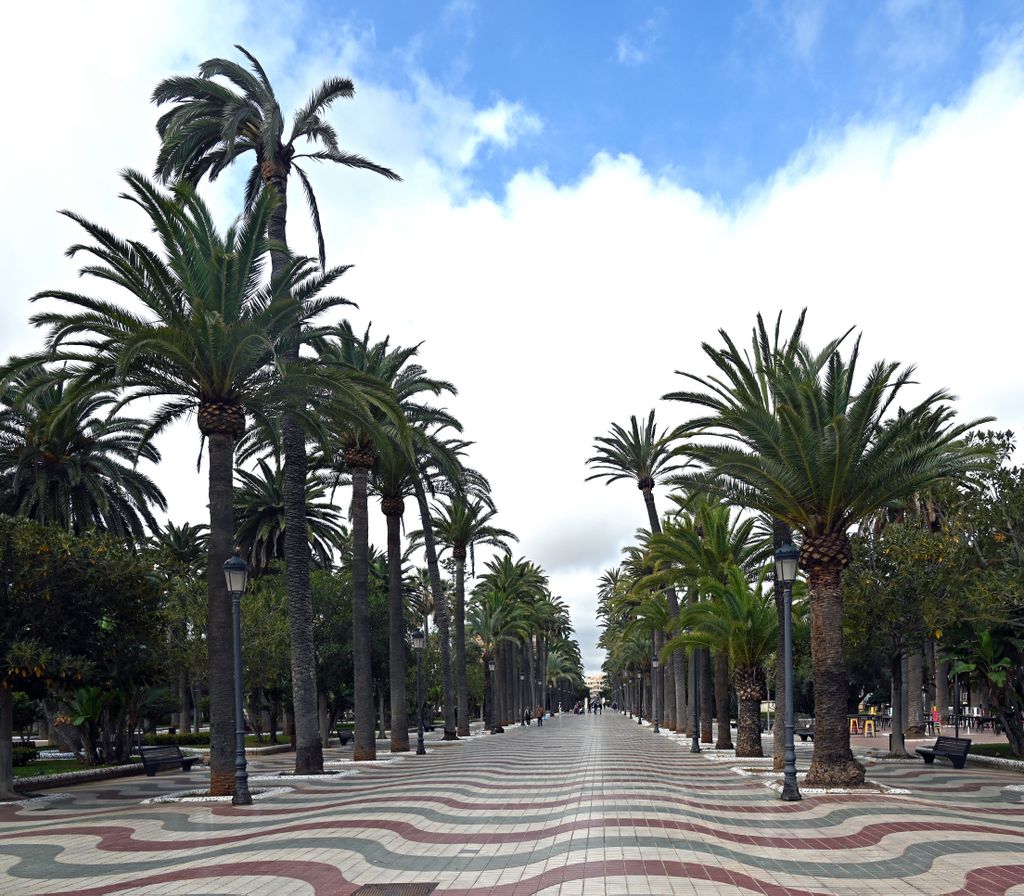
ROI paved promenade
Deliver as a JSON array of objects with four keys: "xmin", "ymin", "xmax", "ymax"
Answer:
[{"xmin": 2, "ymin": 712, "xmax": 1024, "ymax": 895}]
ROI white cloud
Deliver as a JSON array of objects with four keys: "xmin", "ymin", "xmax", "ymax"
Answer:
[
  {"xmin": 3, "ymin": 6, "xmax": 1023, "ymax": 675},
  {"xmin": 616, "ymin": 37, "xmax": 649, "ymax": 66},
  {"xmin": 615, "ymin": 12, "xmax": 666, "ymax": 66}
]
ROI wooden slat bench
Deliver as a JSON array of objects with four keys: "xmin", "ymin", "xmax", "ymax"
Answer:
[
  {"xmin": 138, "ymin": 744, "xmax": 199, "ymax": 776},
  {"xmin": 916, "ymin": 735, "xmax": 971, "ymax": 769},
  {"xmin": 335, "ymin": 725, "xmax": 352, "ymax": 746}
]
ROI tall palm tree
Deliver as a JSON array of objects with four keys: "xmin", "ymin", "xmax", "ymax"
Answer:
[
  {"xmin": 17, "ymin": 173, "xmax": 365, "ymax": 795},
  {"xmin": 423, "ymin": 496, "xmax": 517, "ymax": 736},
  {"xmin": 644, "ymin": 497, "xmax": 770, "ymax": 746},
  {"xmin": 234, "ymin": 457, "xmax": 348, "ymax": 573},
  {"xmin": 667, "ymin": 566, "xmax": 777, "ymax": 757},
  {"xmin": 467, "ymin": 587, "xmax": 530, "ymax": 732},
  {"xmin": 153, "ymin": 46, "xmax": 400, "ymax": 775},
  {"xmin": 370, "ymin": 431, "xmax": 464, "ymax": 752},
  {"xmin": 320, "ymin": 323, "xmax": 451, "ymax": 758},
  {"xmin": 587, "ymin": 411, "xmax": 687, "ymax": 731},
  {"xmin": 0, "ymin": 367, "xmax": 165, "ymax": 539},
  {"xmin": 665, "ymin": 311, "xmax": 991, "ymax": 786}
]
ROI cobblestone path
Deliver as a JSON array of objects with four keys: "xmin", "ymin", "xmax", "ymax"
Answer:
[{"xmin": 2, "ymin": 712, "xmax": 1023, "ymax": 894}]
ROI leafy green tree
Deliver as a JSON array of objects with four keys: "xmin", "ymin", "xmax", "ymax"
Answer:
[
  {"xmin": 0, "ymin": 517, "xmax": 161, "ymax": 798},
  {"xmin": 844, "ymin": 523, "xmax": 969, "ymax": 756},
  {"xmin": 153, "ymin": 46, "xmax": 400, "ymax": 776},
  {"xmin": 17, "ymin": 174, "xmax": 359, "ymax": 795},
  {"xmin": 666, "ymin": 311, "xmax": 991, "ymax": 786}
]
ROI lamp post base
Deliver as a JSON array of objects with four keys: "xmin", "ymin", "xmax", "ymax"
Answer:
[{"xmin": 781, "ymin": 778, "xmax": 802, "ymax": 801}]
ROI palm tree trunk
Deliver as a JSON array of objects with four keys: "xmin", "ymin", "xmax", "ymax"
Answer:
[
  {"xmin": 906, "ymin": 649, "xmax": 925, "ymax": 737},
  {"xmin": 350, "ymin": 466, "xmax": 376, "ymax": 761},
  {"xmin": 935, "ymin": 655, "xmax": 950, "ymax": 721},
  {"xmin": 386, "ymin": 507, "xmax": 409, "ymax": 752},
  {"xmin": 714, "ymin": 650, "xmax": 733, "ymax": 749},
  {"xmin": 734, "ymin": 667, "xmax": 763, "ymax": 758},
  {"xmin": 805, "ymin": 562, "xmax": 865, "ymax": 786},
  {"xmin": 0, "ymin": 685, "xmax": 16, "ymax": 800},
  {"xmin": 282, "ymin": 418, "xmax": 323, "ymax": 773},
  {"xmin": 699, "ymin": 648, "xmax": 713, "ymax": 743},
  {"xmin": 890, "ymin": 648, "xmax": 908, "ymax": 757},
  {"xmin": 268, "ymin": 163, "xmax": 324, "ymax": 776},
  {"xmin": 413, "ymin": 478, "xmax": 457, "ymax": 739},
  {"xmin": 454, "ymin": 555, "xmax": 470, "ymax": 736},
  {"xmin": 206, "ymin": 430, "xmax": 236, "ymax": 795}
]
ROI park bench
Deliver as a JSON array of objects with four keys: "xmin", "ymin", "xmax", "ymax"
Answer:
[
  {"xmin": 916, "ymin": 735, "xmax": 971, "ymax": 769},
  {"xmin": 335, "ymin": 725, "xmax": 352, "ymax": 746},
  {"xmin": 795, "ymin": 719, "xmax": 815, "ymax": 741},
  {"xmin": 138, "ymin": 744, "xmax": 199, "ymax": 776}
]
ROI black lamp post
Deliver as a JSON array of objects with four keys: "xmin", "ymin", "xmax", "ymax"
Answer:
[
  {"xmin": 775, "ymin": 541, "xmax": 801, "ymax": 802},
  {"xmin": 489, "ymin": 659, "xmax": 502, "ymax": 734},
  {"xmin": 519, "ymin": 673, "xmax": 526, "ymax": 725},
  {"xmin": 652, "ymin": 655, "xmax": 661, "ymax": 733},
  {"xmin": 412, "ymin": 628, "xmax": 426, "ymax": 754},
  {"xmin": 636, "ymin": 670, "xmax": 643, "ymax": 724},
  {"xmin": 223, "ymin": 550, "xmax": 251, "ymax": 806}
]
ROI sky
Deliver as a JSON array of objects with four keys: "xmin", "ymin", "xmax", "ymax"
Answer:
[{"xmin": 3, "ymin": 1, "xmax": 1024, "ymax": 675}]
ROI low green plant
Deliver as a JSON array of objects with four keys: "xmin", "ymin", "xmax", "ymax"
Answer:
[{"xmin": 12, "ymin": 746, "xmax": 38, "ymax": 767}]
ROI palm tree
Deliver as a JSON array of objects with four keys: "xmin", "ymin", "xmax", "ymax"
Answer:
[
  {"xmin": 370, "ymin": 434, "xmax": 466, "ymax": 752},
  {"xmin": 153, "ymin": 46, "xmax": 400, "ymax": 775},
  {"xmin": 0, "ymin": 366, "xmax": 165, "ymax": 539},
  {"xmin": 467, "ymin": 584, "xmax": 533, "ymax": 730},
  {"xmin": 667, "ymin": 566, "xmax": 777, "ymax": 757},
  {"xmin": 587, "ymin": 411, "xmax": 687, "ymax": 732},
  {"xmin": 18, "ymin": 173, "xmax": 364, "ymax": 795},
  {"xmin": 319, "ymin": 323, "xmax": 451, "ymax": 758},
  {"xmin": 643, "ymin": 498, "xmax": 770, "ymax": 746},
  {"xmin": 665, "ymin": 311, "xmax": 991, "ymax": 786},
  {"xmin": 424, "ymin": 496, "xmax": 517, "ymax": 736},
  {"xmin": 234, "ymin": 457, "xmax": 348, "ymax": 573}
]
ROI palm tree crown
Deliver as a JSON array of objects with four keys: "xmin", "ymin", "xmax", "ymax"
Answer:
[
  {"xmin": 0, "ymin": 367, "xmax": 164, "ymax": 540},
  {"xmin": 153, "ymin": 44, "xmax": 400, "ymax": 267}
]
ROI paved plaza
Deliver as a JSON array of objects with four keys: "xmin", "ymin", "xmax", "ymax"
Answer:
[{"xmin": 2, "ymin": 713, "xmax": 1024, "ymax": 895}]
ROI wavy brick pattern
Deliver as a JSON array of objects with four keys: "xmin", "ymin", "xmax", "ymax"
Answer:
[{"xmin": 3, "ymin": 715, "xmax": 1024, "ymax": 895}]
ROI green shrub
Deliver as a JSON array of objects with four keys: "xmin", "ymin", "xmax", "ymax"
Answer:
[
  {"xmin": 143, "ymin": 732, "xmax": 210, "ymax": 746},
  {"xmin": 12, "ymin": 746, "xmax": 39, "ymax": 767}
]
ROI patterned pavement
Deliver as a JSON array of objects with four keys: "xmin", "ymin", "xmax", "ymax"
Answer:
[{"xmin": 2, "ymin": 713, "xmax": 1024, "ymax": 895}]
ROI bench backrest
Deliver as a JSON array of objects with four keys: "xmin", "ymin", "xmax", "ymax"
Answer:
[
  {"xmin": 934, "ymin": 736, "xmax": 971, "ymax": 752},
  {"xmin": 140, "ymin": 745, "xmax": 183, "ymax": 760}
]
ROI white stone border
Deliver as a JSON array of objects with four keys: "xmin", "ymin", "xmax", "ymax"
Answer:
[
  {"xmin": 9, "ymin": 792, "xmax": 72, "ymax": 807},
  {"xmin": 248, "ymin": 771, "xmax": 357, "ymax": 782},
  {"xmin": 141, "ymin": 786, "xmax": 293, "ymax": 804},
  {"xmin": 731, "ymin": 766, "xmax": 910, "ymax": 795}
]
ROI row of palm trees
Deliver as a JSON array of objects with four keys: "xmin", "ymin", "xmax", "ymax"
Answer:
[
  {"xmin": 0, "ymin": 46, "xmax": 582, "ymax": 796},
  {"xmin": 591, "ymin": 312, "xmax": 990, "ymax": 787}
]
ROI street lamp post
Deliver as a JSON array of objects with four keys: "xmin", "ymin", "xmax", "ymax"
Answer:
[
  {"xmin": 690, "ymin": 647, "xmax": 701, "ymax": 753},
  {"xmin": 412, "ymin": 628, "xmax": 426, "ymax": 755},
  {"xmin": 636, "ymin": 670, "xmax": 643, "ymax": 724},
  {"xmin": 223, "ymin": 550, "xmax": 251, "ymax": 807},
  {"xmin": 775, "ymin": 541, "xmax": 802, "ymax": 802},
  {"xmin": 519, "ymin": 673, "xmax": 526, "ymax": 725},
  {"xmin": 652, "ymin": 655, "xmax": 660, "ymax": 733}
]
